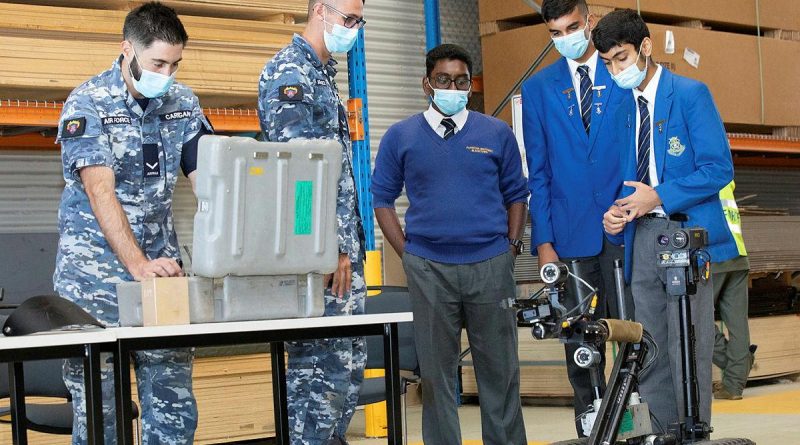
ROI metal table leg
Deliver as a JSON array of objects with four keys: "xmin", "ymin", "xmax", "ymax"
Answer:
[
  {"xmin": 114, "ymin": 342, "xmax": 134, "ymax": 445},
  {"xmin": 271, "ymin": 341, "xmax": 289, "ymax": 445},
  {"xmin": 84, "ymin": 344, "xmax": 104, "ymax": 445},
  {"xmin": 8, "ymin": 362, "xmax": 28, "ymax": 445},
  {"xmin": 383, "ymin": 323, "xmax": 401, "ymax": 445}
]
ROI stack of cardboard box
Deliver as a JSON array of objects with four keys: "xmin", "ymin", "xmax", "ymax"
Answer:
[{"xmin": 480, "ymin": 0, "xmax": 800, "ymax": 129}]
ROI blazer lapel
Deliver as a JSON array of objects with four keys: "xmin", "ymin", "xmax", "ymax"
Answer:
[
  {"xmin": 654, "ymin": 68, "xmax": 674, "ymax": 180},
  {"xmin": 588, "ymin": 60, "xmax": 614, "ymax": 154},
  {"xmin": 552, "ymin": 58, "xmax": 588, "ymax": 142}
]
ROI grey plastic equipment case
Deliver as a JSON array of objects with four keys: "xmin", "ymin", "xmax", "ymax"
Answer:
[
  {"xmin": 192, "ymin": 136, "xmax": 342, "ymax": 278},
  {"xmin": 115, "ymin": 137, "xmax": 340, "ymax": 326},
  {"xmin": 115, "ymin": 274, "xmax": 324, "ymax": 326}
]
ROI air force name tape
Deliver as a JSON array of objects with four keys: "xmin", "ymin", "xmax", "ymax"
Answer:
[
  {"xmin": 160, "ymin": 110, "xmax": 192, "ymax": 121},
  {"xmin": 102, "ymin": 115, "xmax": 132, "ymax": 125}
]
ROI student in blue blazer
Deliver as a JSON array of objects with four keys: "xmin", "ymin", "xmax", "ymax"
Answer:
[
  {"xmin": 522, "ymin": 0, "xmax": 633, "ymax": 436},
  {"xmin": 594, "ymin": 9, "xmax": 737, "ymax": 433}
]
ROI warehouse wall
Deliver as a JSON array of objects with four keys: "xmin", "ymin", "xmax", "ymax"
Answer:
[{"xmin": 440, "ymin": 0, "xmax": 482, "ymax": 75}]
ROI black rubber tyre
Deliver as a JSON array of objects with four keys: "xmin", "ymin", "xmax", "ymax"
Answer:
[
  {"xmin": 549, "ymin": 438, "xmax": 754, "ymax": 445},
  {"xmin": 548, "ymin": 439, "xmax": 588, "ymax": 445},
  {"xmin": 548, "ymin": 440, "xmax": 625, "ymax": 445},
  {"xmin": 694, "ymin": 439, "xmax": 756, "ymax": 445}
]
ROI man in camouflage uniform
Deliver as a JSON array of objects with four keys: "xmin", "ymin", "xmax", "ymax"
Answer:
[
  {"xmin": 54, "ymin": 3, "xmax": 211, "ymax": 444},
  {"xmin": 257, "ymin": 1, "xmax": 367, "ymax": 444}
]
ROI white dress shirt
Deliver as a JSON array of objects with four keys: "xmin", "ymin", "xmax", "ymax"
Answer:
[
  {"xmin": 566, "ymin": 49, "xmax": 599, "ymax": 116},
  {"xmin": 423, "ymin": 104, "xmax": 469, "ymax": 138},
  {"xmin": 633, "ymin": 64, "xmax": 664, "ymax": 215}
]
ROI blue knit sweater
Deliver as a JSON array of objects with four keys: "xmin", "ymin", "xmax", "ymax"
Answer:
[{"xmin": 371, "ymin": 112, "xmax": 529, "ymax": 264}]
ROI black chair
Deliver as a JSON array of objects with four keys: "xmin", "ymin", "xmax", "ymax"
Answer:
[
  {"xmin": 357, "ymin": 286, "xmax": 419, "ymax": 442},
  {"xmin": 0, "ymin": 311, "xmax": 141, "ymax": 441},
  {"xmin": 0, "ymin": 314, "xmax": 73, "ymax": 434},
  {"xmin": 0, "ymin": 362, "xmax": 74, "ymax": 435}
]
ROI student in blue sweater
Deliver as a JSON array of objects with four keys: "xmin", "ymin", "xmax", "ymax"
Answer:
[{"xmin": 371, "ymin": 44, "xmax": 529, "ymax": 445}]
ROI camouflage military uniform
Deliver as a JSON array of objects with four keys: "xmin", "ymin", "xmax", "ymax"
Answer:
[
  {"xmin": 258, "ymin": 34, "xmax": 367, "ymax": 445},
  {"xmin": 54, "ymin": 56, "xmax": 210, "ymax": 445}
]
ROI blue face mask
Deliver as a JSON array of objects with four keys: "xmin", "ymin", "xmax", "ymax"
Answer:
[
  {"xmin": 431, "ymin": 87, "xmax": 470, "ymax": 116},
  {"xmin": 552, "ymin": 22, "xmax": 590, "ymax": 60},
  {"xmin": 130, "ymin": 48, "xmax": 175, "ymax": 98},
  {"xmin": 612, "ymin": 45, "xmax": 647, "ymax": 90},
  {"xmin": 323, "ymin": 14, "xmax": 359, "ymax": 53}
]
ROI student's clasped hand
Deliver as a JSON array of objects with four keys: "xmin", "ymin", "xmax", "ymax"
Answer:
[{"xmin": 615, "ymin": 181, "xmax": 662, "ymax": 220}]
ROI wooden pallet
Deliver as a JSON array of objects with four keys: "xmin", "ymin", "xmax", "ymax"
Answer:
[
  {"xmin": 715, "ymin": 314, "xmax": 800, "ymax": 382},
  {"xmin": 461, "ymin": 315, "xmax": 800, "ymax": 399}
]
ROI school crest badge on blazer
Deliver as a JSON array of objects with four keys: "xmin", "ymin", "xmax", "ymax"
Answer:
[{"xmin": 668, "ymin": 136, "xmax": 686, "ymax": 157}]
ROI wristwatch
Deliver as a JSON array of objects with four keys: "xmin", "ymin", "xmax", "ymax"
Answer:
[{"xmin": 508, "ymin": 238, "xmax": 524, "ymax": 255}]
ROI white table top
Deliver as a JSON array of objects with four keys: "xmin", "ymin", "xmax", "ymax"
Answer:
[
  {"xmin": 0, "ymin": 328, "xmax": 116, "ymax": 351},
  {"xmin": 0, "ymin": 313, "xmax": 412, "ymax": 351},
  {"xmin": 111, "ymin": 313, "xmax": 413, "ymax": 339}
]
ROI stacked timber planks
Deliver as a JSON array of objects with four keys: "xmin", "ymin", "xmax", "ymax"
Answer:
[
  {"xmin": 1, "ymin": 0, "xmax": 307, "ymax": 21},
  {"xmin": 0, "ymin": 1, "xmax": 306, "ymax": 107}
]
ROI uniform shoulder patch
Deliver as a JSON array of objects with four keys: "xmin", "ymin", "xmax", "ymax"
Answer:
[
  {"xmin": 278, "ymin": 84, "xmax": 304, "ymax": 102},
  {"xmin": 61, "ymin": 117, "xmax": 87, "ymax": 138}
]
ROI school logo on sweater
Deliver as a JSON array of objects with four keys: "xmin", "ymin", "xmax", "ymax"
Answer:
[
  {"xmin": 466, "ymin": 146, "xmax": 493, "ymax": 154},
  {"xmin": 668, "ymin": 136, "xmax": 686, "ymax": 157}
]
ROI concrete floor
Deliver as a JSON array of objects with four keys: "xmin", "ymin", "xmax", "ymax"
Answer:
[{"xmin": 347, "ymin": 377, "xmax": 800, "ymax": 444}]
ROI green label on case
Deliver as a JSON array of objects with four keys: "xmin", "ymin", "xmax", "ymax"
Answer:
[{"xmin": 294, "ymin": 181, "xmax": 313, "ymax": 235}]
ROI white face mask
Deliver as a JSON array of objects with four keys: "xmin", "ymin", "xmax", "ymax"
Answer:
[
  {"xmin": 322, "ymin": 7, "xmax": 359, "ymax": 53},
  {"xmin": 426, "ymin": 78, "xmax": 470, "ymax": 116},
  {"xmin": 129, "ymin": 46, "xmax": 176, "ymax": 98},
  {"xmin": 552, "ymin": 21, "xmax": 590, "ymax": 60},
  {"xmin": 611, "ymin": 44, "xmax": 647, "ymax": 90}
]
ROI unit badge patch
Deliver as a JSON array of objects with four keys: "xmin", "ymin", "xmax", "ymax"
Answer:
[
  {"xmin": 61, "ymin": 117, "xmax": 87, "ymax": 138},
  {"xmin": 279, "ymin": 84, "xmax": 304, "ymax": 101}
]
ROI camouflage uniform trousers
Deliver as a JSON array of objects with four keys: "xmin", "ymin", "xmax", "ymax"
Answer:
[
  {"xmin": 61, "ymin": 295, "xmax": 197, "ymax": 445},
  {"xmin": 286, "ymin": 260, "xmax": 367, "ymax": 445}
]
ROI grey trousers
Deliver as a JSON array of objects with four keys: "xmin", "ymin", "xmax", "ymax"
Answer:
[
  {"xmin": 403, "ymin": 251, "xmax": 527, "ymax": 445},
  {"xmin": 712, "ymin": 256, "xmax": 751, "ymax": 396},
  {"xmin": 631, "ymin": 217, "xmax": 714, "ymax": 433},
  {"xmin": 561, "ymin": 238, "xmax": 634, "ymax": 436}
]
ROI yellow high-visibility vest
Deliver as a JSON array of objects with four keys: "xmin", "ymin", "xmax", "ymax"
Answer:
[{"xmin": 720, "ymin": 181, "xmax": 747, "ymax": 256}]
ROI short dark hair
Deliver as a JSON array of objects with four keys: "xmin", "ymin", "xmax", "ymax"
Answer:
[
  {"xmin": 592, "ymin": 9, "xmax": 650, "ymax": 54},
  {"xmin": 123, "ymin": 2, "xmax": 188, "ymax": 48},
  {"xmin": 541, "ymin": 0, "xmax": 588, "ymax": 23},
  {"xmin": 307, "ymin": 0, "xmax": 366, "ymax": 18},
  {"xmin": 425, "ymin": 44, "xmax": 473, "ymax": 78}
]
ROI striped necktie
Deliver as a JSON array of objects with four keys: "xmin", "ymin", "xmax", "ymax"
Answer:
[
  {"xmin": 441, "ymin": 117, "xmax": 457, "ymax": 140},
  {"xmin": 577, "ymin": 65, "xmax": 592, "ymax": 135},
  {"xmin": 636, "ymin": 96, "xmax": 651, "ymax": 185}
]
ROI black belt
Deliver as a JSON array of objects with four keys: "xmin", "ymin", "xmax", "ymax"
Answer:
[{"xmin": 641, "ymin": 212, "xmax": 687, "ymax": 222}]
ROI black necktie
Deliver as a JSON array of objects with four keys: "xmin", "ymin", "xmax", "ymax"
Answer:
[
  {"xmin": 636, "ymin": 96, "xmax": 651, "ymax": 185},
  {"xmin": 441, "ymin": 118, "xmax": 457, "ymax": 140},
  {"xmin": 577, "ymin": 65, "xmax": 592, "ymax": 135}
]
